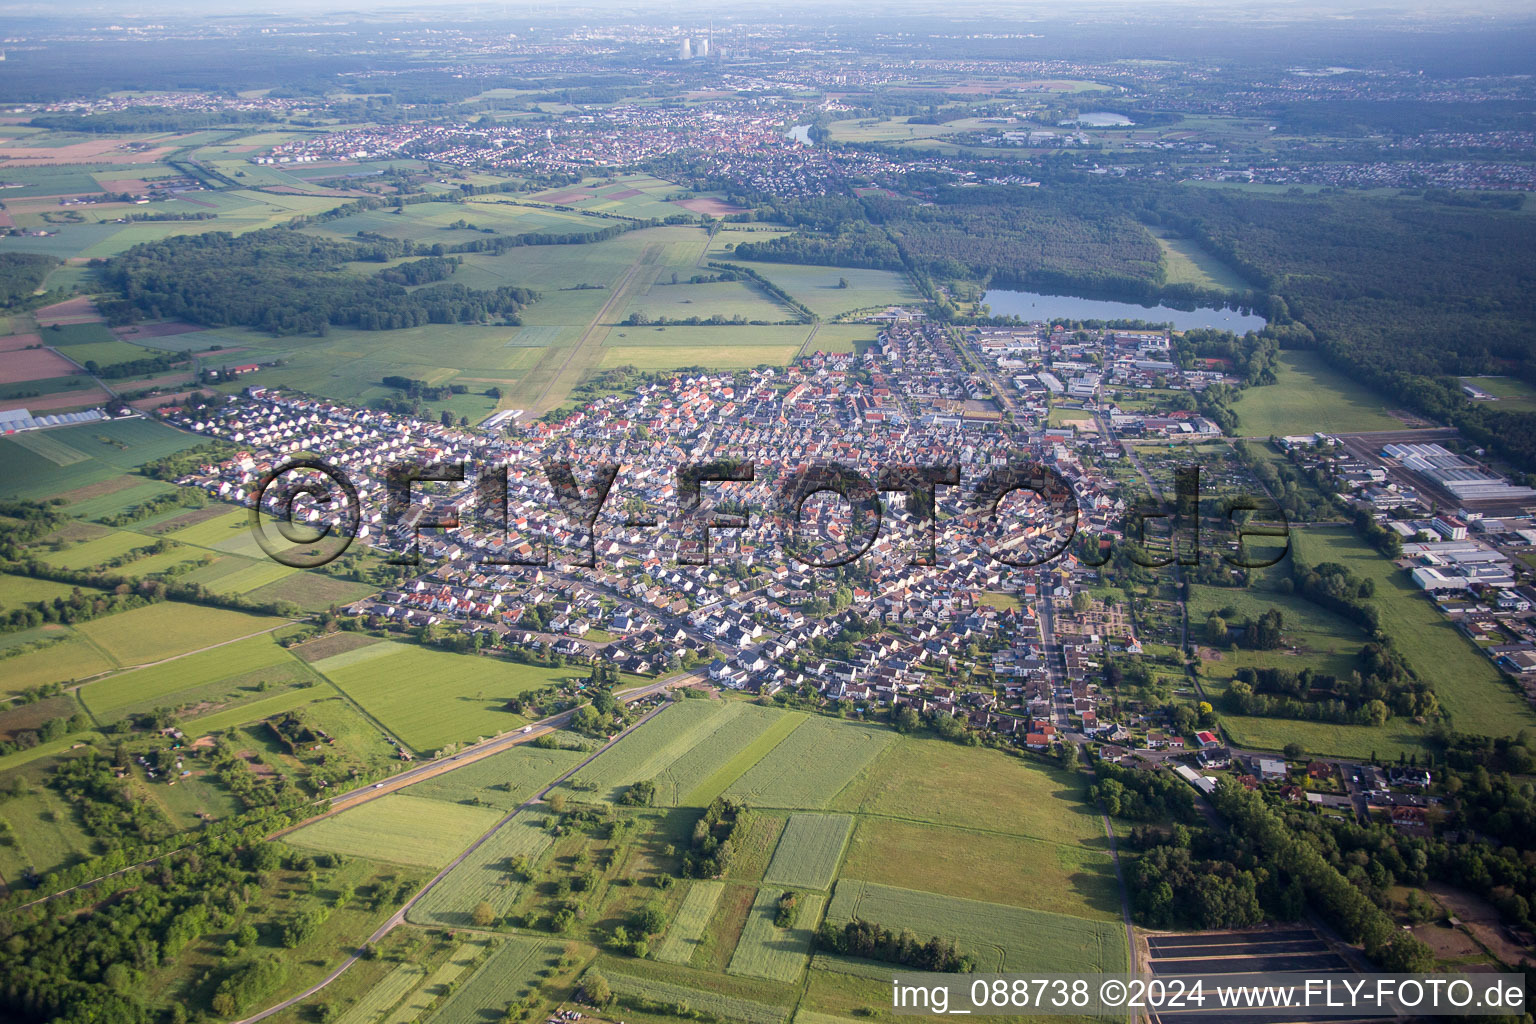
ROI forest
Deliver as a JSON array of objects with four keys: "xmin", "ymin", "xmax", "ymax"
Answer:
[
  {"xmin": 1143, "ymin": 188, "xmax": 1536, "ymax": 472},
  {"xmin": 0, "ymin": 253, "xmax": 61, "ymax": 309},
  {"xmin": 96, "ymin": 229, "xmax": 536, "ymax": 335}
]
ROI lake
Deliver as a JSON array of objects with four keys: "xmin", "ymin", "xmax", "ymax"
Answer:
[
  {"xmin": 1067, "ymin": 111, "xmax": 1134, "ymax": 127},
  {"xmin": 787, "ymin": 124, "xmax": 813, "ymax": 146},
  {"xmin": 982, "ymin": 289, "xmax": 1267, "ymax": 332}
]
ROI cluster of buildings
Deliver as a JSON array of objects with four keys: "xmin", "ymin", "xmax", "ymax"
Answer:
[{"xmin": 252, "ymin": 101, "xmax": 914, "ymax": 196}]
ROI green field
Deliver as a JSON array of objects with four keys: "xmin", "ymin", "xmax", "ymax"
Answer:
[
  {"xmin": 1294, "ymin": 526, "xmax": 1536, "ymax": 739},
  {"xmin": 724, "ymin": 261, "xmax": 920, "ymax": 319},
  {"xmin": 1, "ymin": 635, "xmax": 117, "ymax": 693},
  {"xmin": 72, "ymin": 602, "xmax": 289, "ymax": 667},
  {"xmin": 1151, "ymin": 228, "xmax": 1253, "ymax": 291},
  {"xmin": 1231, "ymin": 351, "xmax": 1404, "ymax": 436},
  {"xmin": 330, "ymin": 961, "xmax": 426, "ymax": 1024},
  {"xmin": 381, "ymin": 938, "xmax": 489, "ymax": 1024},
  {"xmin": 560, "ymin": 698, "xmax": 739, "ymax": 802},
  {"xmin": 77, "ymin": 633, "xmax": 310, "ymax": 719},
  {"xmin": 722, "ymin": 717, "xmax": 894, "ymax": 809},
  {"xmin": 288, "ymin": 793, "xmax": 504, "ymax": 868},
  {"xmin": 316, "ymin": 643, "xmax": 579, "ymax": 752},
  {"xmin": 833, "ymin": 736, "xmax": 1104, "ymax": 844},
  {"xmin": 727, "ymin": 888, "xmax": 825, "ymax": 983},
  {"xmin": 647, "ymin": 702, "xmax": 798, "ymax": 806},
  {"xmin": 428, "ymin": 936, "xmax": 566, "ymax": 1024},
  {"xmin": 178, "ymin": 684, "xmax": 331, "ymax": 736},
  {"xmin": 408, "ymin": 815, "xmax": 554, "ymax": 928},
  {"xmin": 657, "ymin": 880, "xmax": 726, "ymax": 965},
  {"xmin": 0, "ymin": 419, "xmax": 206, "ymax": 502},
  {"xmin": 839, "ymin": 818, "xmax": 1121, "ymax": 922},
  {"xmin": 594, "ymin": 958, "xmax": 792, "ymax": 1024},
  {"xmin": 1460, "ymin": 376, "xmax": 1536, "ymax": 413},
  {"xmin": 824, "ymin": 880, "xmax": 1127, "ymax": 974},
  {"xmin": 761, "ymin": 814, "xmax": 853, "ymax": 892},
  {"xmin": 408, "ymin": 743, "xmax": 588, "ymax": 811}
]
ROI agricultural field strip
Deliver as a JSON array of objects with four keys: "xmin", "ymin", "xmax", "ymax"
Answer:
[
  {"xmin": 761, "ymin": 814, "xmax": 854, "ymax": 891},
  {"xmin": 333, "ymin": 962, "xmax": 427, "ymax": 1024},
  {"xmin": 727, "ymin": 887, "xmax": 827, "ymax": 984},
  {"xmin": 561, "ymin": 697, "xmax": 736, "ymax": 798},
  {"xmin": 427, "ymin": 937, "xmax": 563, "ymax": 1024},
  {"xmin": 598, "ymin": 967, "xmax": 790, "ymax": 1024},
  {"xmin": 723, "ymin": 717, "xmax": 897, "ymax": 809},
  {"xmin": 824, "ymin": 879, "xmax": 1126, "ymax": 975},
  {"xmin": 657, "ymin": 880, "xmax": 727, "ymax": 964}
]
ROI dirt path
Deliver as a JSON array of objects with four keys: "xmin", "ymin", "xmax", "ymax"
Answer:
[
  {"xmin": 527, "ymin": 243, "xmax": 663, "ymax": 415},
  {"xmin": 231, "ymin": 697, "xmax": 678, "ymax": 1024}
]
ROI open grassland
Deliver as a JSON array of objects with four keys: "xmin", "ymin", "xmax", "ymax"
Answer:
[
  {"xmin": 408, "ymin": 816, "xmax": 554, "ymax": 928},
  {"xmin": 1459, "ymin": 376, "xmax": 1536, "ymax": 413},
  {"xmin": 429, "ymin": 936, "xmax": 567, "ymax": 1024},
  {"xmin": 1219, "ymin": 714, "xmax": 1429, "ymax": 763},
  {"xmin": 839, "ymin": 818, "xmax": 1121, "ymax": 922},
  {"xmin": 825, "ymin": 880, "xmax": 1127, "ymax": 974},
  {"xmin": 560, "ymin": 698, "xmax": 734, "ymax": 802},
  {"xmin": 723, "ymin": 717, "xmax": 894, "ymax": 809},
  {"xmin": 657, "ymin": 880, "xmax": 726, "ymax": 965},
  {"xmin": 72, "ymin": 602, "xmax": 289, "ymax": 667},
  {"xmin": 652, "ymin": 702, "xmax": 798, "ymax": 806},
  {"xmin": 77, "ymin": 633, "xmax": 310, "ymax": 718},
  {"xmin": 1296, "ymin": 525, "xmax": 1536, "ymax": 738},
  {"xmin": 287, "ymin": 794, "xmax": 506, "ymax": 870},
  {"xmin": 0, "ymin": 758, "xmax": 97, "ymax": 879},
  {"xmin": 183, "ymin": 685, "xmax": 332, "ymax": 736},
  {"xmin": 833, "ymin": 736, "xmax": 1103, "ymax": 844},
  {"xmin": 1231, "ymin": 351, "xmax": 1403, "ymax": 436},
  {"xmin": 0, "ymin": 573, "xmax": 106, "ymax": 605},
  {"xmin": 727, "ymin": 261, "xmax": 920, "ymax": 319},
  {"xmin": 1150, "ymin": 228, "xmax": 1254, "ymax": 292},
  {"xmin": 408, "ymin": 743, "xmax": 588, "ymax": 811},
  {"xmin": 385, "ymin": 938, "xmax": 490, "ymax": 1024},
  {"xmin": 318, "ymin": 643, "xmax": 583, "ymax": 752},
  {"xmin": 594, "ymin": 957, "xmax": 792, "ymax": 1024},
  {"xmin": 804, "ymin": 324, "xmax": 882, "ymax": 356},
  {"xmin": 728, "ymin": 888, "xmax": 826, "ymax": 984},
  {"xmin": 761, "ymin": 814, "xmax": 853, "ymax": 891},
  {"xmin": 1, "ymin": 635, "xmax": 117, "ymax": 693}
]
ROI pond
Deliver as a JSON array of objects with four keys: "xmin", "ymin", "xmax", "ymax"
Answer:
[
  {"xmin": 787, "ymin": 124, "xmax": 813, "ymax": 146},
  {"xmin": 982, "ymin": 288, "xmax": 1267, "ymax": 333}
]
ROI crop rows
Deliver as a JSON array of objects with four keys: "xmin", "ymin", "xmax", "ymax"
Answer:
[
  {"xmin": 598, "ymin": 968, "xmax": 789, "ymax": 1024},
  {"xmin": 761, "ymin": 814, "xmax": 853, "ymax": 891},
  {"xmin": 824, "ymin": 880, "xmax": 1126, "ymax": 975},
  {"xmin": 656, "ymin": 880, "xmax": 725, "ymax": 965},
  {"xmin": 559, "ymin": 699, "xmax": 730, "ymax": 801},
  {"xmin": 727, "ymin": 888, "xmax": 825, "ymax": 984},
  {"xmin": 408, "ymin": 816, "xmax": 554, "ymax": 927},
  {"xmin": 723, "ymin": 717, "xmax": 895, "ymax": 809},
  {"xmin": 333, "ymin": 962, "xmax": 426, "ymax": 1024},
  {"xmin": 653, "ymin": 703, "xmax": 797, "ymax": 806},
  {"xmin": 429, "ymin": 937, "xmax": 564, "ymax": 1024}
]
